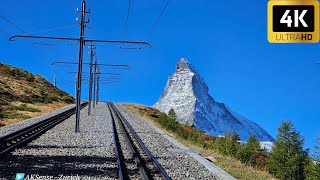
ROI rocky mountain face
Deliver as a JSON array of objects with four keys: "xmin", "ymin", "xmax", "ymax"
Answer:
[{"xmin": 154, "ymin": 58, "xmax": 274, "ymax": 142}]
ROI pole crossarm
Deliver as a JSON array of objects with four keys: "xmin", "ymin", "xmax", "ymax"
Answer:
[
  {"xmin": 67, "ymin": 71, "xmax": 120, "ymax": 75},
  {"xmin": 51, "ymin": 61, "xmax": 131, "ymax": 68},
  {"xmin": 9, "ymin": 35, "xmax": 80, "ymax": 41},
  {"xmin": 84, "ymin": 39, "xmax": 152, "ymax": 48},
  {"xmin": 8, "ymin": 0, "xmax": 152, "ymax": 133},
  {"xmin": 9, "ymin": 35, "xmax": 152, "ymax": 48}
]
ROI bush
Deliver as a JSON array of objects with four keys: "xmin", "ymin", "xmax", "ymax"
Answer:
[
  {"xmin": 26, "ymin": 74, "xmax": 35, "ymax": 82},
  {"xmin": 237, "ymin": 135, "xmax": 267, "ymax": 168},
  {"xmin": 61, "ymin": 95, "xmax": 74, "ymax": 104}
]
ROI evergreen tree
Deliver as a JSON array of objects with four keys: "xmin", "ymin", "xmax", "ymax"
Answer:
[
  {"xmin": 237, "ymin": 135, "xmax": 261, "ymax": 166},
  {"xmin": 168, "ymin": 108, "xmax": 177, "ymax": 120},
  {"xmin": 314, "ymin": 136, "xmax": 320, "ymax": 161},
  {"xmin": 228, "ymin": 131, "xmax": 240, "ymax": 156},
  {"xmin": 166, "ymin": 108, "xmax": 178, "ymax": 131},
  {"xmin": 246, "ymin": 134, "xmax": 261, "ymax": 151},
  {"xmin": 214, "ymin": 130, "xmax": 239, "ymax": 157},
  {"xmin": 306, "ymin": 136, "xmax": 320, "ymax": 179},
  {"xmin": 267, "ymin": 121, "xmax": 308, "ymax": 180}
]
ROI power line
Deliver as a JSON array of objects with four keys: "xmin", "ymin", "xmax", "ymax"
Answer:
[
  {"xmin": 1, "ymin": 15, "xmax": 56, "ymax": 46},
  {"xmin": 146, "ymin": 0, "xmax": 171, "ymax": 40},
  {"xmin": 26, "ymin": 24, "xmax": 77, "ymax": 35},
  {"xmin": 0, "ymin": 16, "xmax": 28, "ymax": 34},
  {"xmin": 121, "ymin": 0, "xmax": 132, "ymax": 48},
  {"xmin": 9, "ymin": 0, "xmax": 151, "ymax": 133},
  {"xmin": 130, "ymin": 0, "xmax": 171, "ymax": 60}
]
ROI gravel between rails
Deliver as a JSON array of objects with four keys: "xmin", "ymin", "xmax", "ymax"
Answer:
[
  {"xmin": 0, "ymin": 104, "xmax": 76, "ymax": 137},
  {"xmin": 115, "ymin": 104, "xmax": 220, "ymax": 180},
  {"xmin": 0, "ymin": 103, "xmax": 117, "ymax": 180},
  {"xmin": 112, "ymin": 109, "xmax": 141, "ymax": 179}
]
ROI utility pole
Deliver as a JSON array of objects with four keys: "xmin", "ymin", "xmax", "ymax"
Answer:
[
  {"xmin": 93, "ymin": 60, "xmax": 97, "ymax": 109},
  {"xmin": 74, "ymin": 74, "xmax": 77, "ymax": 99},
  {"xmin": 95, "ymin": 65, "xmax": 100, "ymax": 105},
  {"xmin": 9, "ymin": 0, "xmax": 151, "ymax": 133},
  {"xmin": 75, "ymin": 0, "xmax": 87, "ymax": 132},
  {"xmin": 54, "ymin": 74, "xmax": 56, "ymax": 87},
  {"xmin": 88, "ymin": 43, "xmax": 95, "ymax": 115},
  {"xmin": 96, "ymin": 74, "xmax": 100, "ymax": 105}
]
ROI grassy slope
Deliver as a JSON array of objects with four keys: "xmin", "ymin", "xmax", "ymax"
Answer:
[
  {"xmin": 123, "ymin": 104, "xmax": 277, "ymax": 180},
  {"xmin": 0, "ymin": 62, "xmax": 75, "ymax": 126}
]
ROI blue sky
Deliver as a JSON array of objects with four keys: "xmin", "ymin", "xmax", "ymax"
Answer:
[{"xmin": 1, "ymin": 0, "xmax": 319, "ymax": 149}]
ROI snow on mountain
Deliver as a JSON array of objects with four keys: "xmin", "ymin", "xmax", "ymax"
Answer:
[
  {"xmin": 154, "ymin": 58, "xmax": 274, "ymax": 142},
  {"xmin": 260, "ymin": 141, "xmax": 274, "ymax": 152}
]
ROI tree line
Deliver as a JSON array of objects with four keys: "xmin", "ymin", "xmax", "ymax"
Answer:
[{"xmin": 158, "ymin": 109, "xmax": 320, "ymax": 180}]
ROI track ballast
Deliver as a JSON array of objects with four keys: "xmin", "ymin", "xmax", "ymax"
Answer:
[{"xmin": 108, "ymin": 102, "xmax": 170, "ymax": 180}]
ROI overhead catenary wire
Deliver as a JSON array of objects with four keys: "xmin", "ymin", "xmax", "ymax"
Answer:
[
  {"xmin": 25, "ymin": 24, "xmax": 77, "ymax": 35},
  {"xmin": 51, "ymin": 61, "xmax": 131, "ymax": 68},
  {"xmin": 1, "ymin": 15, "xmax": 55, "ymax": 46},
  {"xmin": 131, "ymin": 0, "xmax": 171, "ymax": 60},
  {"xmin": 120, "ymin": 0, "xmax": 132, "ymax": 49},
  {"xmin": 0, "ymin": 16, "xmax": 28, "ymax": 34},
  {"xmin": 9, "ymin": 0, "xmax": 152, "ymax": 133},
  {"xmin": 145, "ymin": 0, "xmax": 171, "ymax": 40}
]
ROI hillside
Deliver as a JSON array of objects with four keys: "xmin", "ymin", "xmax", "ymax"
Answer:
[
  {"xmin": 123, "ymin": 104, "xmax": 277, "ymax": 180},
  {"xmin": 0, "ymin": 62, "xmax": 75, "ymax": 126}
]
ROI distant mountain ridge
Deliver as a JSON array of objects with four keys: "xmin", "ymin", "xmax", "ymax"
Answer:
[{"xmin": 154, "ymin": 58, "xmax": 274, "ymax": 142}]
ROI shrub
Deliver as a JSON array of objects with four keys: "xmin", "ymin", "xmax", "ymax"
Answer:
[
  {"xmin": 61, "ymin": 95, "xmax": 74, "ymax": 104},
  {"xmin": 237, "ymin": 135, "xmax": 267, "ymax": 168},
  {"xmin": 26, "ymin": 74, "xmax": 35, "ymax": 82}
]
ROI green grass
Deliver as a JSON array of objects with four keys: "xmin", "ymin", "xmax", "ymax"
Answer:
[
  {"xmin": 8, "ymin": 104, "xmax": 41, "ymax": 112},
  {"xmin": 0, "ymin": 110, "xmax": 30, "ymax": 119},
  {"xmin": 0, "ymin": 104, "xmax": 39, "ymax": 120}
]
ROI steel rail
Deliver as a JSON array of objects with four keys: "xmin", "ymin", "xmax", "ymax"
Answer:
[
  {"xmin": 0, "ymin": 102, "xmax": 88, "ymax": 158},
  {"xmin": 109, "ymin": 103, "xmax": 171, "ymax": 180},
  {"xmin": 108, "ymin": 103, "xmax": 149, "ymax": 179},
  {"xmin": 108, "ymin": 103, "xmax": 126, "ymax": 180}
]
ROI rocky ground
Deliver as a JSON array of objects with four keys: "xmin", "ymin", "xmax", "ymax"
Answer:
[{"xmin": 0, "ymin": 102, "xmax": 220, "ymax": 180}]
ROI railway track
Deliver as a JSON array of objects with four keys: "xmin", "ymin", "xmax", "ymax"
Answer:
[
  {"xmin": 108, "ymin": 103, "xmax": 171, "ymax": 180},
  {"xmin": 0, "ymin": 102, "xmax": 88, "ymax": 158}
]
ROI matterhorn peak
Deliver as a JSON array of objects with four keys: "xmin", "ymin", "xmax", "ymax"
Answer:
[
  {"xmin": 154, "ymin": 58, "xmax": 274, "ymax": 142},
  {"xmin": 176, "ymin": 58, "xmax": 191, "ymax": 72}
]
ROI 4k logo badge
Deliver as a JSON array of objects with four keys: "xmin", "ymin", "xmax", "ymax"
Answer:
[{"xmin": 268, "ymin": 0, "xmax": 319, "ymax": 43}]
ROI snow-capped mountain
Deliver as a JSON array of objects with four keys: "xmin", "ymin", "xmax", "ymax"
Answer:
[{"xmin": 154, "ymin": 58, "xmax": 274, "ymax": 142}]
